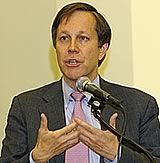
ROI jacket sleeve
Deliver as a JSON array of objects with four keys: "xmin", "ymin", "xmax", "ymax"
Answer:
[
  {"xmin": 139, "ymin": 96, "xmax": 160, "ymax": 162},
  {"xmin": 121, "ymin": 96, "xmax": 160, "ymax": 163},
  {"xmin": 0, "ymin": 96, "xmax": 32, "ymax": 163}
]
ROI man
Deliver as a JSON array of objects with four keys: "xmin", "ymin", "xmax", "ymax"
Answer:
[{"xmin": 0, "ymin": 2, "xmax": 160, "ymax": 163}]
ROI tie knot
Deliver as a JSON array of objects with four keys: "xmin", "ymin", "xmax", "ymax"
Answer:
[{"xmin": 71, "ymin": 91, "xmax": 84, "ymax": 101}]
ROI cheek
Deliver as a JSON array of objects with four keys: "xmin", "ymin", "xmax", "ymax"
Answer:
[
  {"xmin": 84, "ymin": 48, "xmax": 100, "ymax": 61},
  {"xmin": 83, "ymin": 53, "xmax": 99, "ymax": 69},
  {"xmin": 55, "ymin": 50, "xmax": 63, "ymax": 66}
]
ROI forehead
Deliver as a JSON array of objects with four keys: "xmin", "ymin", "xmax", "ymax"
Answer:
[{"xmin": 57, "ymin": 11, "xmax": 96, "ymax": 32}]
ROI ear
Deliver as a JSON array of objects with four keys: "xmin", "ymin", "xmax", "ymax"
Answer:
[{"xmin": 98, "ymin": 43, "xmax": 108, "ymax": 60}]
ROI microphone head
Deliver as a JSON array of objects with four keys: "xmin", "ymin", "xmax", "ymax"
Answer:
[{"xmin": 76, "ymin": 76, "xmax": 90, "ymax": 91}]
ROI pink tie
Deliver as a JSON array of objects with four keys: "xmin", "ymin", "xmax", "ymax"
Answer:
[{"xmin": 65, "ymin": 91, "xmax": 89, "ymax": 163}]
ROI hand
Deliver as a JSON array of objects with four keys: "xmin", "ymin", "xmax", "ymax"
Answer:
[
  {"xmin": 74, "ymin": 113, "xmax": 119, "ymax": 161},
  {"xmin": 32, "ymin": 113, "xmax": 79, "ymax": 163}
]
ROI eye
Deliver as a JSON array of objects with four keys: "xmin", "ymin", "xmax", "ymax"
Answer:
[
  {"xmin": 59, "ymin": 35, "xmax": 69, "ymax": 42},
  {"xmin": 78, "ymin": 35, "xmax": 89, "ymax": 42}
]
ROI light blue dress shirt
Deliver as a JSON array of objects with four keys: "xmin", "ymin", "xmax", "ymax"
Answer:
[
  {"xmin": 30, "ymin": 76, "xmax": 118, "ymax": 163},
  {"xmin": 62, "ymin": 76, "xmax": 118, "ymax": 163}
]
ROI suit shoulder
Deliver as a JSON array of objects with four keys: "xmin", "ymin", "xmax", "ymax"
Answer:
[
  {"xmin": 15, "ymin": 80, "xmax": 62, "ymax": 98},
  {"xmin": 101, "ymin": 78, "xmax": 155, "ymax": 101}
]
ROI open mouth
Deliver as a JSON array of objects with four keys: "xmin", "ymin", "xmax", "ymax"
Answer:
[{"xmin": 68, "ymin": 59, "xmax": 79, "ymax": 65}]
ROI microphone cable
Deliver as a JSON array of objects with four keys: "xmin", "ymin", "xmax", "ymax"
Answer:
[
  {"xmin": 88, "ymin": 96, "xmax": 156, "ymax": 163},
  {"xmin": 88, "ymin": 96, "xmax": 126, "ymax": 163}
]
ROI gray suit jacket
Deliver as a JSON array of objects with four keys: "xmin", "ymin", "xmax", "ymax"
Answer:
[{"xmin": 1, "ymin": 77, "xmax": 160, "ymax": 163}]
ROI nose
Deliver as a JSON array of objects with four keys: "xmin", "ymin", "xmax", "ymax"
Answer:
[{"xmin": 68, "ymin": 38, "xmax": 78, "ymax": 54}]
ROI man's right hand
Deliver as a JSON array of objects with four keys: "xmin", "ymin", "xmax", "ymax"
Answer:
[{"xmin": 32, "ymin": 113, "xmax": 79, "ymax": 163}]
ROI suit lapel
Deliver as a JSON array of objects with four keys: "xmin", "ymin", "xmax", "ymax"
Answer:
[
  {"xmin": 99, "ymin": 77, "xmax": 125, "ymax": 163},
  {"xmin": 100, "ymin": 77, "xmax": 124, "ymax": 133},
  {"xmin": 41, "ymin": 79, "xmax": 66, "ymax": 130},
  {"xmin": 40, "ymin": 80, "xmax": 65, "ymax": 162}
]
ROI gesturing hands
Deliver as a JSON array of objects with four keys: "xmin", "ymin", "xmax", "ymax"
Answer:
[{"xmin": 32, "ymin": 113, "xmax": 118, "ymax": 163}]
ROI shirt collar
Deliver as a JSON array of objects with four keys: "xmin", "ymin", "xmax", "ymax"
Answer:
[{"xmin": 62, "ymin": 75, "xmax": 100, "ymax": 105}]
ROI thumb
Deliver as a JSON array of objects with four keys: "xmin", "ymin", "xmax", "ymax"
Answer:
[
  {"xmin": 39, "ymin": 113, "xmax": 48, "ymax": 132},
  {"xmin": 109, "ymin": 113, "xmax": 118, "ymax": 129}
]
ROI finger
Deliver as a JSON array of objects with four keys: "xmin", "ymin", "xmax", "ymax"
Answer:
[
  {"xmin": 63, "ymin": 129, "xmax": 80, "ymax": 145},
  {"xmin": 53, "ymin": 127, "xmax": 80, "ymax": 152},
  {"xmin": 109, "ymin": 113, "xmax": 118, "ymax": 129},
  {"xmin": 74, "ymin": 118, "xmax": 96, "ymax": 134},
  {"xmin": 39, "ymin": 113, "xmax": 48, "ymax": 132},
  {"xmin": 55, "ymin": 121, "xmax": 78, "ymax": 137},
  {"xmin": 55, "ymin": 131, "xmax": 80, "ymax": 153}
]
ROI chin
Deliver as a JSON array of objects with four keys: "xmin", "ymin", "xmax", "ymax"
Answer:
[{"xmin": 64, "ymin": 73, "xmax": 83, "ymax": 81}]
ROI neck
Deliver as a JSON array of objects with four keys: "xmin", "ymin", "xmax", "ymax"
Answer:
[
  {"xmin": 63, "ymin": 75, "xmax": 98, "ymax": 90},
  {"xmin": 64, "ymin": 78, "xmax": 77, "ymax": 90}
]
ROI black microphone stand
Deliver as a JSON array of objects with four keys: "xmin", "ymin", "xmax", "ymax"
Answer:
[{"xmin": 88, "ymin": 96, "xmax": 156, "ymax": 163}]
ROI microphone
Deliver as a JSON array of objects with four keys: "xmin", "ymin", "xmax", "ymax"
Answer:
[{"xmin": 76, "ymin": 76, "xmax": 121, "ymax": 105}]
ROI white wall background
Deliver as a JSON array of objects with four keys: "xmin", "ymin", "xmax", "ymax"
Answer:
[
  {"xmin": 0, "ymin": 0, "xmax": 159, "ymax": 151},
  {"xmin": 131, "ymin": 0, "xmax": 160, "ymax": 107}
]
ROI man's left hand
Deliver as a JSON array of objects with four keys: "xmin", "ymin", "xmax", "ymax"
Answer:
[{"xmin": 74, "ymin": 113, "xmax": 119, "ymax": 161}]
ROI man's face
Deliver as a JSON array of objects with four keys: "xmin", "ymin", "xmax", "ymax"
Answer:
[{"xmin": 55, "ymin": 11, "xmax": 107, "ymax": 87}]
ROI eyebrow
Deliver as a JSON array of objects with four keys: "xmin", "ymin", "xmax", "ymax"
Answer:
[{"xmin": 58, "ymin": 30, "xmax": 89, "ymax": 36}]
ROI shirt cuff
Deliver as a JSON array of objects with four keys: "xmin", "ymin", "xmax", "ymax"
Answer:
[
  {"xmin": 29, "ymin": 151, "xmax": 35, "ymax": 163},
  {"xmin": 29, "ymin": 151, "xmax": 50, "ymax": 163},
  {"xmin": 104, "ymin": 146, "xmax": 121, "ymax": 163},
  {"xmin": 104, "ymin": 155, "xmax": 118, "ymax": 163}
]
